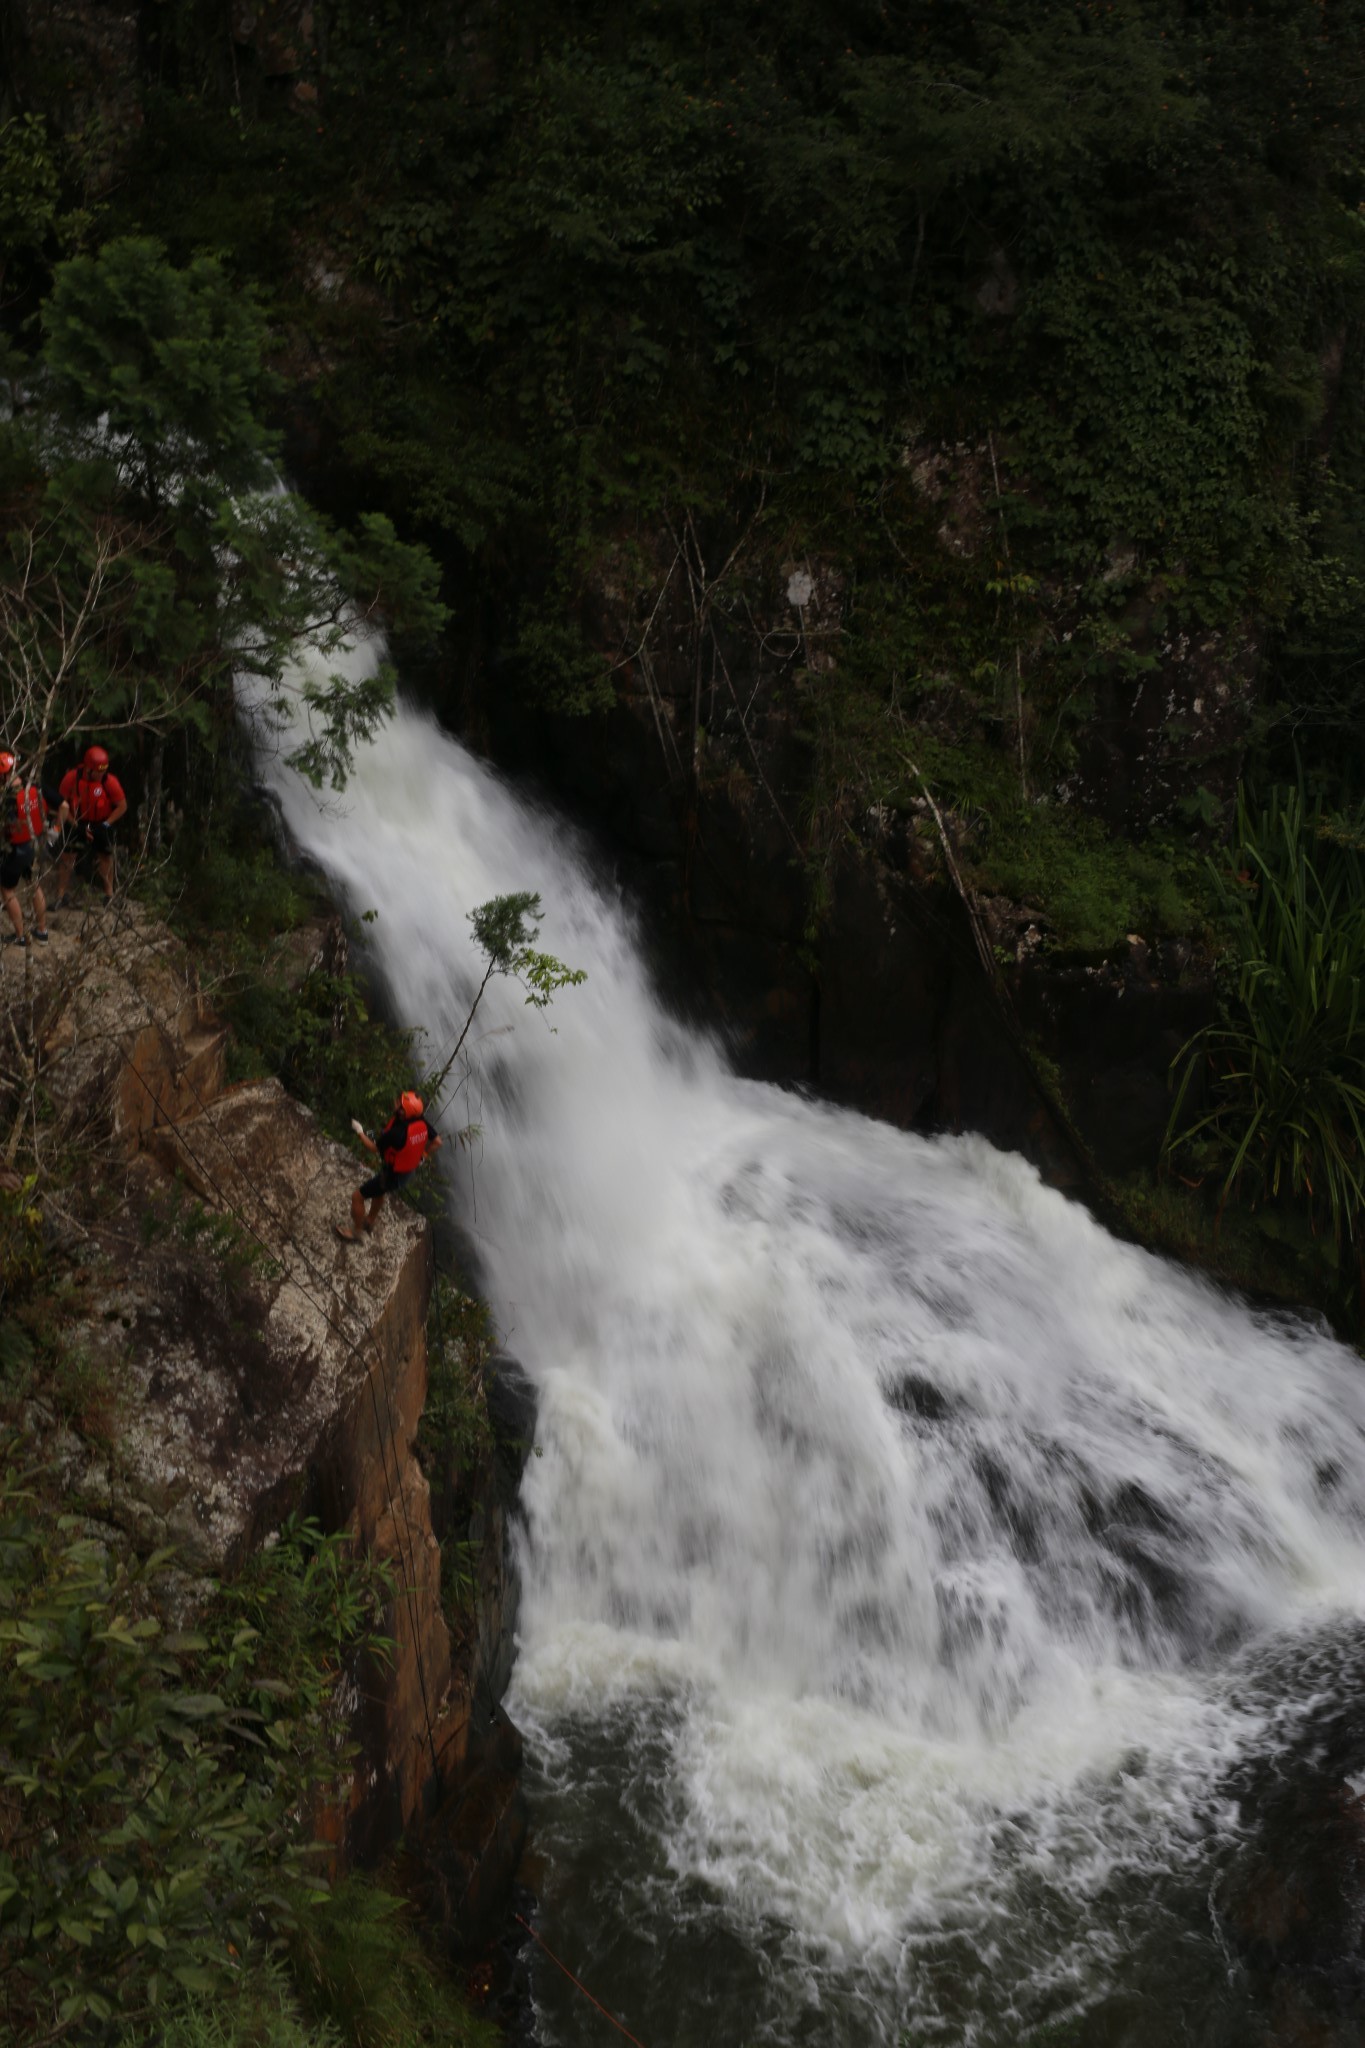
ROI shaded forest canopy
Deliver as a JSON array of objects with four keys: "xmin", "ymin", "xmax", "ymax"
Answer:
[
  {"xmin": 3, "ymin": 1, "xmax": 1363, "ymax": 805},
  {"xmin": 71, "ymin": 0, "xmax": 1365, "ymax": 793},
  {"xmin": 7, "ymin": 0, "xmax": 1365, "ymax": 1282}
]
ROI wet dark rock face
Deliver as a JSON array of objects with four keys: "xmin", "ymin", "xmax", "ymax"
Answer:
[{"xmin": 481, "ymin": 661, "xmax": 1214, "ymax": 1188}]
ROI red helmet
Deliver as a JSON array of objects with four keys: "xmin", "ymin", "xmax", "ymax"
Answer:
[
  {"xmin": 0, "ymin": 753, "xmax": 14, "ymax": 777},
  {"xmin": 83, "ymin": 744, "xmax": 110, "ymax": 769},
  {"xmin": 400, "ymin": 1090, "xmax": 424, "ymax": 1118}
]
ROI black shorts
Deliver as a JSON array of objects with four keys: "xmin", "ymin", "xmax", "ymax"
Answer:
[
  {"xmin": 62, "ymin": 821, "xmax": 116, "ymax": 857},
  {"xmin": 360, "ymin": 1163, "xmax": 409, "ymax": 1200},
  {"xmin": 0, "ymin": 842, "xmax": 35, "ymax": 891}
]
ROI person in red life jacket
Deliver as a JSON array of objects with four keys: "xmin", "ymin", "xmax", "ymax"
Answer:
[
  {"xmin": 54, "ymin": 744, "xmax": 128, "ymax": 909},
  {"xmin": 0, "ymin": 752, "xmax": 59, "ymax": 948},
  {"xmin": 337, "ymin": 1090, "xmax": 443, "ymax": 1242}
]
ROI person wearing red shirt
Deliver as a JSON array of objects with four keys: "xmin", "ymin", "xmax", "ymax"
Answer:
[
  {"xmin": 54, "ymin": 744, "xmax": 128, "ymax": 909},
  {"xmin": 0, "ymin": 752, "xmax": 57, "ymax": 948},
  {"xmin": 337, "ymin": 1091, "xmax": 443, "ymax": 1241}
]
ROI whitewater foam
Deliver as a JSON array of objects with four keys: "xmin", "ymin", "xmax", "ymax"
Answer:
[{"xmin": 253, "ymin": 668, "xmax": 1365, "ymax": 2041}]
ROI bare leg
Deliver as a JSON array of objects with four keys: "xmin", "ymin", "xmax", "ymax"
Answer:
[
  {"xmin": 95, "ymin": 852, "xmax": 114, "ymax": 901},
  {"xmin": 31, "ymin": 881, "xmax": 46, "ymax": 936},
  {"xmin": 55, "ymin": 851, "xmax": 75, "ymax": 904},
  {"xmin": 1, "ymin": 886, "xmax": 22, "ymax": 939},
  {"xmin": 363, "ymin": 1192, "xmax": 386, "ymax": 1233},
  {"xmin": 351, "ymin": 1187, "xmax": 367, "ymax": 1233}
]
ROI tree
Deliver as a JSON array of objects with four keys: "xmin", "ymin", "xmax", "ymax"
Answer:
[
  {"xmin": 0, "ymin": 239, "xmax": 444, "ymax": 805},
  {"xmin": 0, "ymin": 1497, "xmax": 391, "ymax": 2038},
  {"xmin": 423, "ymin": 892, "xmax": 587, "ymax": 1124}
]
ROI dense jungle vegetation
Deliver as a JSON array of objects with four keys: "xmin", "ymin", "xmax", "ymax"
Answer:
[
  {"xmin": 8, "ymin": 0, "xmax": 1365, "ymax": 1242},
  {"xmin": 7, "ymin": 1, "xmax": 1365, "ymax": 2033},
  {"xmin": 94, "ymin": 0, "xmax": 1365, "ymax": 798},
  {"xmin": 60, "ymin": 0, "xmax": 1365, "ymax": 1276}
]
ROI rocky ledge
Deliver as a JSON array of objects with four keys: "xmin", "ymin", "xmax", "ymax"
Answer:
[{"xmin": 2, "ymin": 900, "xmax": 523, "ymax": 1879}]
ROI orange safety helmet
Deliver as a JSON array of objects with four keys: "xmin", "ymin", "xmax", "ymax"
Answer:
[
  {"xmin": 83, "ymin": 744, "xmax": 110, "ymax": 769},
  {"xmin": 399, "ymin": 1090, "xmax": 424, "ymax": 1118},
  {"xmin": 0, "ymin": 753, "xmax": 15, "ymax": 777}
]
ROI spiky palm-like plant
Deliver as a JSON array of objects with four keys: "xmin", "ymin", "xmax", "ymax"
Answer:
[{"xmin": 1167, "ymin": 785, "xmax": 1365, "ymax": 1255}]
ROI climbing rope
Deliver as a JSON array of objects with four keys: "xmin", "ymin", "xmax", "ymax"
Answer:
[{"xmin": 514, "ymin": 1913, "xmax": 649, "ymax": 2048}]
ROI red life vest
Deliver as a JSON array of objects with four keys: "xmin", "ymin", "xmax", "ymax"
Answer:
[
  {"xmin": 7, "ymin": 786, "xmax": 46, "ymax": 846},
  {"xmin": 382, "ymin": 1117, "xmax": 431, "ymax": 1175},
  {"xmin": 60, "ymin": 768, "xmax": 122, "ymax": 825}
]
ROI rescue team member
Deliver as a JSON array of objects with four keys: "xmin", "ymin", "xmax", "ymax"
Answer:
[
  {"xmin": 337, "ymin": 1091, "xmax": 443, "ymax": 1242},
  {"xmin": 54, "ymin": 745, "xmax": 127, "ymax": 909},
  {"xmin": 0, "ymin": 753, "xmax": 58, "ymax": 947}
]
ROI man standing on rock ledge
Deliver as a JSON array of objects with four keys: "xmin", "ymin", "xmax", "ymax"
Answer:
[
  {"xmin": 337, "ymin": 1090, "xmax": 443, "ymax": 1242},
  {"xmin": 53, "ymin": 745, "xmax": 127, "ymax": 910}
]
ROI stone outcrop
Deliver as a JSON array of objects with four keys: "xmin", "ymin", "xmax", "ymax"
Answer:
[
  {"xmin": 5, "ymin": 903, "xmax": 522, "ymax": 1868},
  {"xmin": 27, "ymin": 906, "xmax": 229, "ymax": 1154}
]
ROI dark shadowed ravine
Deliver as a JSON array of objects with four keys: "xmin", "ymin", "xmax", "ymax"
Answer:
[{"xmin": 254, "ymin": 653, "xmax": 1365, "ymax": 2048}]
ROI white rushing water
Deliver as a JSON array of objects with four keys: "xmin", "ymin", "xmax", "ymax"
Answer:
[{"xmin": 255, "ymin": 676, "xmax": 1365, "ymax": 2042}]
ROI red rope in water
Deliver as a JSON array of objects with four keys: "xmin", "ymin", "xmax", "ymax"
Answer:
[{"xmin": 514, "ymin": 1912, "xmax": 649, "ymax": 2048}]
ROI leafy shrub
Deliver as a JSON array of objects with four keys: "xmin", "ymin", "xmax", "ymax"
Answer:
[
  {"xmin": 419, "ymin": 1279, "xmax": 494, "ymax": 1485},
  {"xmin": 0, "ymin": 1175, "xmax": 44, "ymax": 1301},
  {"xmin": 154, "ymin": 1956, "xmax": 344, "ymax": 2048},
  {"xmin": 1167, "ymin": 785, "xmax": 1365, "ymax": 1253},
  {"xmin": 418, "ymin": 1279, "xmax": 495, "ymax": 1621},
  {"xmin": 0, "ymin": 1481, "xmax": 389, "ymax": 2038},
  {"xmin": 287, "ymin": 1876, "xmax": 497, "ymax": 2048}
]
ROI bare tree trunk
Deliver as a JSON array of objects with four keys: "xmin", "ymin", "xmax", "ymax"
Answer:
[{"xmin": 144, "ymin": 735, "xmax": 164, "ymax": 857}]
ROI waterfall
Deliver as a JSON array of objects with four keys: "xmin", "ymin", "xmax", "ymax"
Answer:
[{"xmin": 254, "ymin": 673, "xmax": 1365, "ymax": 2045}]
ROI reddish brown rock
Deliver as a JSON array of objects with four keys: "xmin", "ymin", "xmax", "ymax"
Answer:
[{"xmin": 10, "ymin": 905, "xmax": 516, "ymax": 1858}]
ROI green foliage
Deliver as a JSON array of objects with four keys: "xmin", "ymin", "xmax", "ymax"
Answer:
[
  {"xmin": 152, "ymin": 836, "xmax": 315, "ymax": 953},
  {"xmin": 228, "ymin": 966, "xmax": 420, "ymax": 1143},
  {"xmin": 421, "ymin": 891, "xmax": 586, "ymax": 1128},
  {"xmin": 1010, "ymin": 250, "xmax": 1275, "ymax": 613},
  {"xmin": 41, "ymin": 237, "xmax": 273, "ymax": 504},
  {"xmin": 465, "ymin": 891, "xmax": 588, "ymax": 1010},
  {"xmin": 1167, "ymin": 786, "xmax": 1365, "ymax": 1253},
  {"xmin": 215, "ymin": 1517, "xmax": 393, "ymax": 1744},
  {"xmin": 969, "ymin": 804, "xmax": 1202, "ymax": 956},
  {"xmin": 287, "ymin": 1876, "xmax": 497, "ymax": 2048},
  {"xmin": 145, "ymin": 804, "xmax": 420, "ymax": 1145},
  {"xmin": 0, "ymin": 1480, "xmax": 388, "ymax": 2037},
  {"xmin": 154, "ymin": 1956, "xmax": 344, "ymax": 2048},
  {"xmin": 420, "ymin": 1278, "xmax": 494, "ymax": 1485},
  {"xmin": 0, "ymin": 116, "xmax": 60, "ymax": 262},
  {"xmin": 2, "ymin": 238, "xmax": 443, "ymax": 796},
  {"xmin": 73, "ymin": 0, "xmax": 1365, "ymax": 858},
  {"xmin": 0, "ymin": 1176, "xmax": 45, "ymax": 1299}
]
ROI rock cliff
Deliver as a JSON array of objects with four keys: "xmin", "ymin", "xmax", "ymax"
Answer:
[{"xmin": 3, "ymin": 902, "xmax": 519, "ymax": 1870}]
